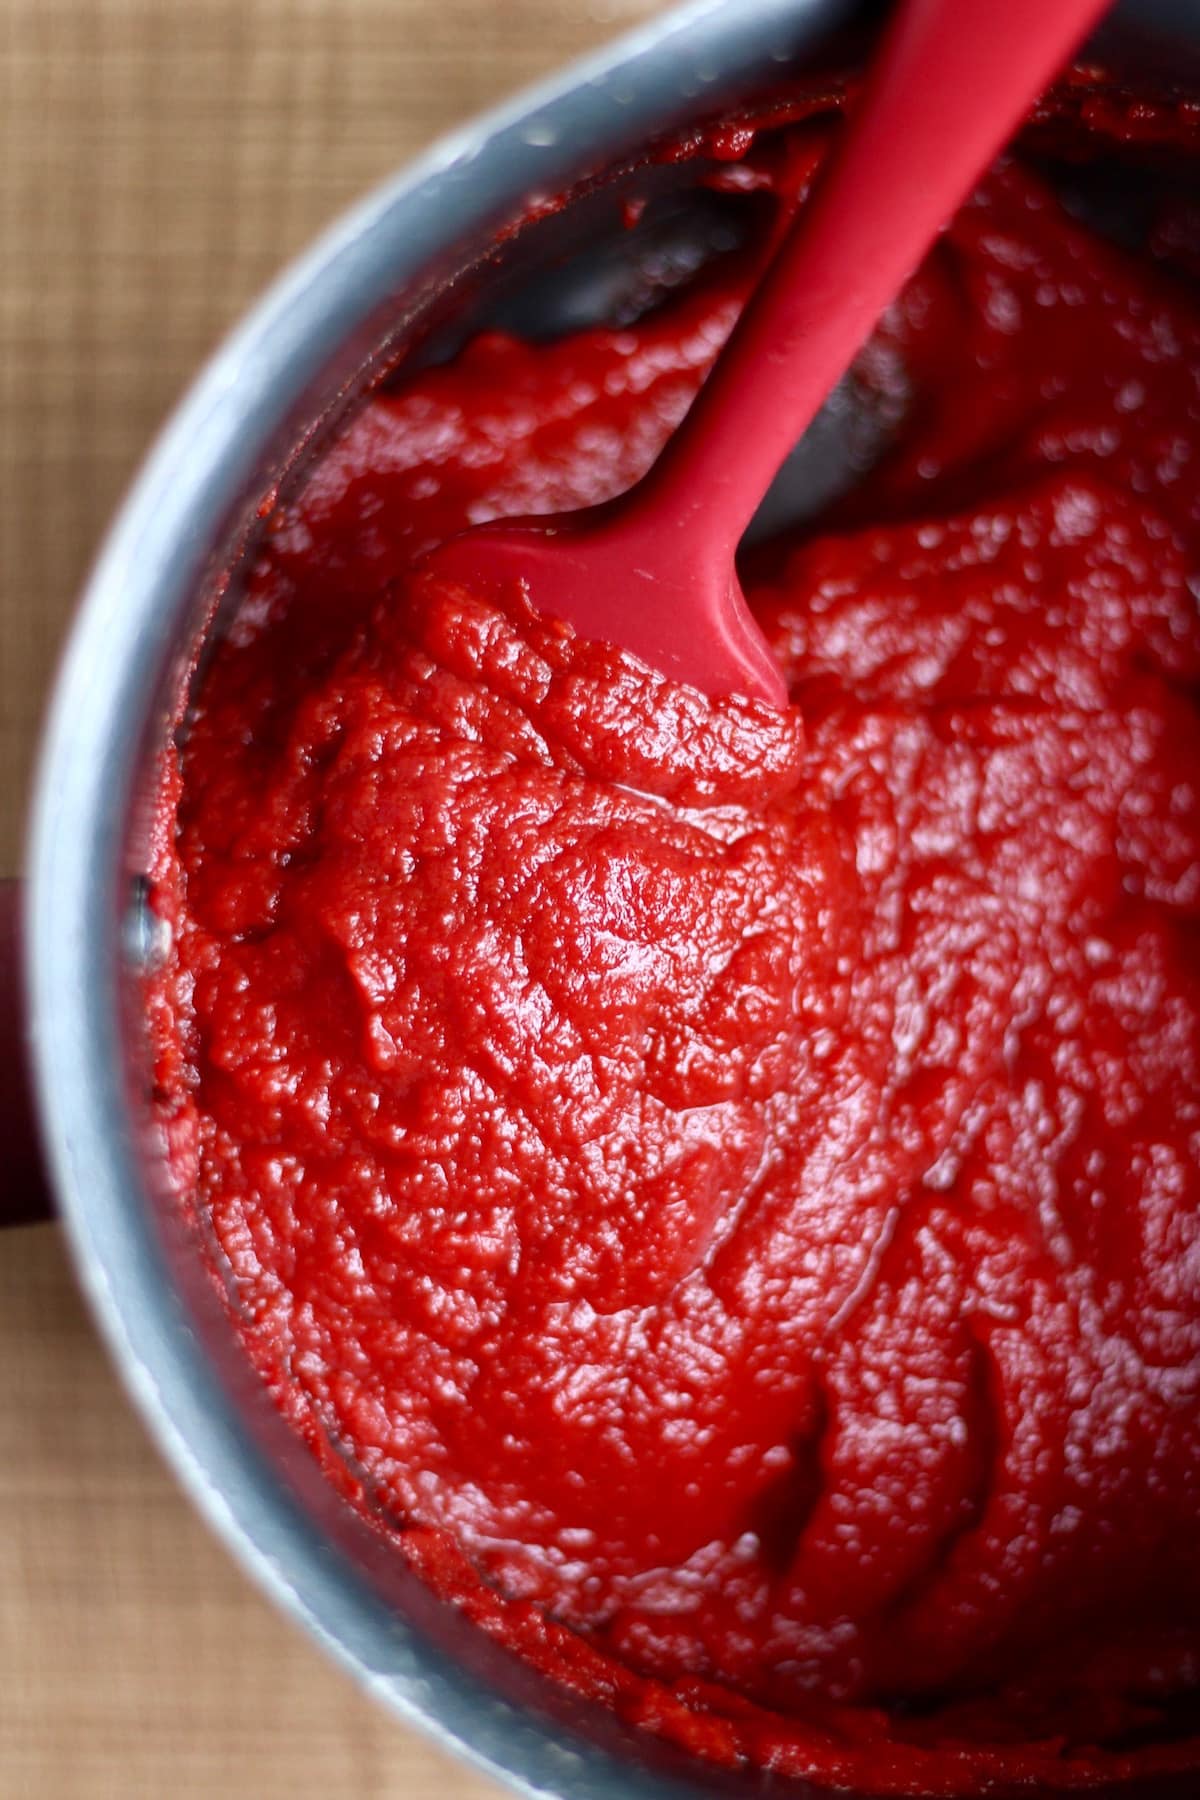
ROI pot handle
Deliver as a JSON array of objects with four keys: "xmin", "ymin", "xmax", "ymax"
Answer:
[{"xmin": 1, "ymin": 877, "xmax": 54, "ymax": 1224}]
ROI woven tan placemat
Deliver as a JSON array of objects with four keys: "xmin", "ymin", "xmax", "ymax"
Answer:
[{"xmin": 0, "ymin": 4, "xmax": 666, "ymax": 1793}]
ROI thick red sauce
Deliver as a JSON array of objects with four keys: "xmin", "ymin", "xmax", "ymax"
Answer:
[{"xmin": 151, "ymin": 89, "xmax": 1200, "ymax": 1793}]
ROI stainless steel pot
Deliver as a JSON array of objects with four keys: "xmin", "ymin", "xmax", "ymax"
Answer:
[{"xmin": 7, "ymin": 2, "xmax": 1200, "ymax": 1795}]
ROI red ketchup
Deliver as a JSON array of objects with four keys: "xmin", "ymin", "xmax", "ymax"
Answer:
[{"xmin": 150, "ymin": 85, "xmax": 1200, "ymax": 1794}]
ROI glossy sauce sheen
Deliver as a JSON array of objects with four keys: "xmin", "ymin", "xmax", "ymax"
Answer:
[{"xmin": 152, "ymin": 93, "xmax": 1200, "ymax": 1793}]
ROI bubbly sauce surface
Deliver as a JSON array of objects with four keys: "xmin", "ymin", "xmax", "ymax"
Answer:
[{"xmin": 151, "ymin": 94, "xmax": 1200, "ymax": 1793}]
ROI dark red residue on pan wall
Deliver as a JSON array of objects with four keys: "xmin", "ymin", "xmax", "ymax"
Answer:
[{"xmin": 148, "ymin": 81, "xmax": 1200, "ymax": 1794}]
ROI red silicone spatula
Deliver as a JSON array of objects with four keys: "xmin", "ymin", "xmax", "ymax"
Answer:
[{"xmin": 425, "ymin": 0, "xmax": 1109, "ymax": 707}]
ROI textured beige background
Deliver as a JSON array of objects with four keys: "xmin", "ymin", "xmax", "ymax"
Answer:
[{"xmin": 0, "ymin": 2, "xmax": 668, "ymax": 1794}]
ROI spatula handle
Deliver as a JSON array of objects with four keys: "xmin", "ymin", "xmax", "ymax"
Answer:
[{"xmin": 637, "ymin": 0, "xmax": 1110, "ymax": 555}]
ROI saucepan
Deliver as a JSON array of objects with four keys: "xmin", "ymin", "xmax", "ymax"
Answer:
[{"xmin": 3, "ymin": 1, "xmax": 1200, "ymax": 1795}]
